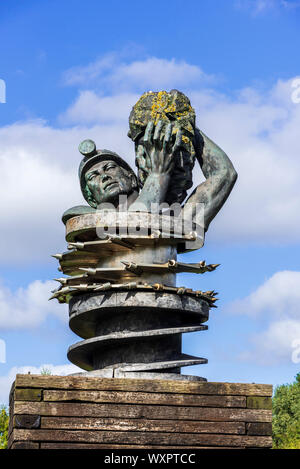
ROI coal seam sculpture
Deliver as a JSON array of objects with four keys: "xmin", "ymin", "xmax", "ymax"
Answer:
[{"xmin": 51, "ymin": 90, "xmax": 237, "ymax": 381}]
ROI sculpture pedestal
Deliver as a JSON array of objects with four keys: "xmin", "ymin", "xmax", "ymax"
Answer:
[
  {"xmin": 54, "ymin": 212, "xmax": 215, "ymax": 380},
  {"xmin": 8, "ymin": 374, "xmax": 272, "ymax": 449}
]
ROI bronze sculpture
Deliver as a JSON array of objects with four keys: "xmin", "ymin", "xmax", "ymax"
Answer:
[{"xmin": 51, "ymin": 90, "xmax": 237, "ymax": 381}]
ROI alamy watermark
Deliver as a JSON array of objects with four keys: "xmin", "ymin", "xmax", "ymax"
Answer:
[
  {"xmin": 94, "ymin": 196, "xmax": 204, "ymax": 250},
  {"xmin": 0, "ymin": 339, "xmax": 6, "ymax": 363},
  {"xmin": 291, "ymin": 338, "xmax": 300, "ymax": 364},
  {"xmin": 291, "ymin": 78, "xmax": 300, "ymax": 104},
  {"xmin": 0, "ymin": 79, "xmax": 6, "ymax": 103}
]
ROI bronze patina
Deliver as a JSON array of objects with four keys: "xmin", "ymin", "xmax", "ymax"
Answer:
[{"xmin": 52, "ymin": 90, "xmax": 237, "ymax": 381}]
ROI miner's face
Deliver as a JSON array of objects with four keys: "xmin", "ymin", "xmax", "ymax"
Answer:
[{"xmin": 85, "ymin": 160, "xmax": 135, "ymax": 205}]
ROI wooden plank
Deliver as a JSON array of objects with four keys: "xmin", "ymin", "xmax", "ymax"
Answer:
[
  {"xmin": 11, "ymin": 441, "xmax": 39, "ymax": 449},
  {"xmin": 43, "ymin": 390, "xmax": 246, "ymax": 408},
  {"xmin": 9, "ymin": 382, "xmax": 15, "ymax": 407},
  {"xmin": 8, "ymin": 403, "xmax": 14, "ymax": 438},
  {"xmin": 247, "ymin": 396, "xmax": 272, "ymax": 410},
  {"xmin": 40, "ymin": 442, "xmax": 244, "ymax": 449},
  {"xmin": 14, "ymin": 388, "xmax": 42, "ymax": 401},
  {"xmin": 11, "ymin": 428, "xmax": 273, "ymax": 447},
  {"xmin": 14, "ymin": 414, "xmax": 41, "ymax": 429},
  {"xmin": 8, "ymin": 382, "xmax": 15, "ymax": 438},
  {"xmin": 7, "ymin": 433, "xmax": 13, "ymax": 450},
  {"xmin": 14, "ymin": 374, "xmax": 273, "ymax": 396},
  {"xmin": 14, "ymin": 401, "xmax": 272, "ymax": 422},
  {"xmin": 246, "ymin": 422, "xmax": 272, "ymax": 436},
  {"xmin": 41, "ymin": 416, "xmax": 245, "ymax": 435}
]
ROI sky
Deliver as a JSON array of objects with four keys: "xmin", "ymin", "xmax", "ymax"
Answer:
[{"xmin": 0, "ymin": 0, "xmax": 300, "ymax": 404}]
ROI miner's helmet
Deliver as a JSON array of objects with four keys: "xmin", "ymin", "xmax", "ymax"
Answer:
[{"xmin": 78, "ymin": 139, "xmax": 135, "ymax": 200}]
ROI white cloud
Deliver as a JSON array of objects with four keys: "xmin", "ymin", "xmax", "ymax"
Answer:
[
  {"xmin": 63, "ymin": 53, "xmax": 117, "ymax": 86},
  {"xmin": 0, "ymin": 363, "xmax": 80, "ymax": 405},
  {"xmin": 63, "ymin": 54, "xmax": 211, "ymax": 91},
  {"xmin": 0, "ymin": 279, "xmax": 68, "ymax": 329},
  {"xmin": 113, "ymin": 57, "xmax": 206, "ymax": 90},
  {"xmin": 240, "ymin": 319, "xmax": 300, "ymax": 365},
  {"xmin": 229, "ymin": 271, "xmax": 300, "ymax": 364},
  {"xmin": 235, "ymin": 0, "xmax": 300, "ymax": 14},
  {"xmin": 230, "ymin": 271, "xmax": 300, "ymax": 318},
  {"xmin": 59, "ymin": 91, "xmax": 139, "ymax": 125},
  {"xmin": 253, "ymin": 0, "xmax": 287, "ymax": 11}
]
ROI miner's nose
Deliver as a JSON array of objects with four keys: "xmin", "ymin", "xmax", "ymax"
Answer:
[{"xmin": 101, "ymin": 173, "xmax": 111, "ymax": 183}]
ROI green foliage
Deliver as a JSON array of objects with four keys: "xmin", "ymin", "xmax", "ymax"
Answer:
[
  {"xmin": 0, "ymin": 406, "xmax": 9, "ymax": 450},
  {"xmin": 40, "ymin": 367, "xmax": 52, "ymax": 375},
  {"xmin": 273, "ymin": 372, "xmax": 300, "ymax": 449}
]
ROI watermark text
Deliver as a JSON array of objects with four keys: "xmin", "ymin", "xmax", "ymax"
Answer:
[
  {"xmin": 291, "ymin": 338, "xmax": 300, "ymax": 364},
  {"xmin": 94, "ymin": 196, "xmax": 204, "ymax": 250},
  {"xmin": 0, "ymin": 79, "xmax": 6, "ymax": 103},
  {"xmin": 0, "ymin": 339, "xmax": 6, "ymax": 363},
  {"xmin": 291, "ymin": 78, "xmax": 300, "ymax": 104}
]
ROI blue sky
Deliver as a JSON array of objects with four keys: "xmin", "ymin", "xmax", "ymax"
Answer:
[{"xmin": 1, "ymin": 0, "xmax": 300, "ymax": 404}]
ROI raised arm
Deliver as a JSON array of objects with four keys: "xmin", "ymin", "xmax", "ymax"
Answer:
[{"xmin": 182, "ymin": 129, "xmax": 237, "ymax": 232}]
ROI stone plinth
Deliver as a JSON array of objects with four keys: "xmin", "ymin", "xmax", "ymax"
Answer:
[{"xmin": 8, "ymin": 374, "xmax": 272, "ymax": 449}]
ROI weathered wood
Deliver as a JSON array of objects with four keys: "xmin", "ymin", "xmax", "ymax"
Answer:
[
  {"xmin": 14, "ymin": 374, "xmax": 273, "ymax": 396},
  {"xmin": 7, "ymin": 433, "xmax": 13, "ymax": 450},
  {"xmin": 41, "ymin": 416, "xmax": 245, "ymax": 435},
  {"xmin": 247, "ymin": 396, "xmax": 272, "ymax": 410},
  {"xmin": 14, "ymin": 414, "xmax": 41, "ymax": 429},
  {"xmin": 246, "ymin": 422, "xmax": 272, "ymax": 436},
  {"xmin": 9, "ymin": 376, "xmax": 273, "ymax": 450},
  {"xmin": 8, "ymin": 384, "xmax": 15, "ymax": 438},
  {"xmin": 11, "ymin": 441, "xmax": 39, "ymax": 449},
  {"xmin": 14, "ymin": 401, "xmax": 272, "ymax": 422},
  {"xmin": 43, "ymin": 389, "xmax": 246, "ymax": 408},
  {"xmin": 10, "ymin": 428, "xmax": 272, "ymax": 447},
  {"xmin": 40, "ymin": 442, "xmax": 244, "ymax": 449},
  {"xmin": 8, "ymin": 399, "xmax": 14, "ymax": 438},
  {"xmin": 9, "ymin": 383, "xmax": 15, "ymax": 409},
  {"xmin": 14, "ymin": 388, "xmax": 42, "ymax": 402}
]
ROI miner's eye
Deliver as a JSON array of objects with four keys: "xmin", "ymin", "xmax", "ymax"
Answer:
[{"xmin": 87, "ymin": 172, "xmax": 97, "ymax": 181}]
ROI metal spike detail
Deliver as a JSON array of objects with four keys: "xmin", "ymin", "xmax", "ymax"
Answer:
[
  {"xmin": 51, "ymin": 254, "xmax": 63, "ymax": 260},
  {"xmin": 52, "ymin": 231, "xmax": 220, "ymax": 381}
]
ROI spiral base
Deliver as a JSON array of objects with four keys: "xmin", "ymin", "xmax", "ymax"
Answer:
[
  {"xmin": 51, "ymin": 212, "xmax": 218, "ymax": 381},
  {"xmin": 67, "ymin": 290, "xmax": 209, "ymax": 381}
]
